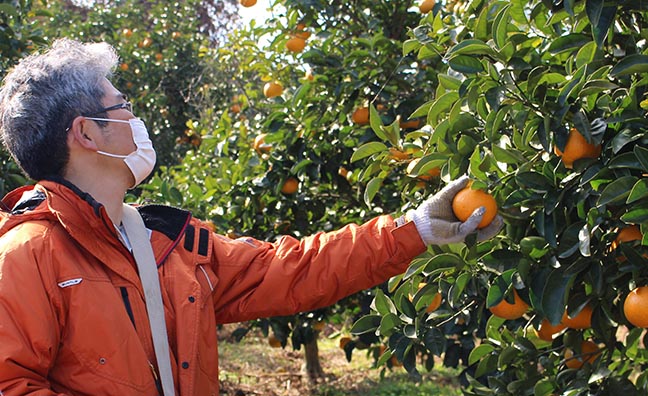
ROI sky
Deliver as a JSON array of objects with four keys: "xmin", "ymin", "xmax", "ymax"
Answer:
[{"xmin": 238, "ymin": 0, "xmax": 274, "ymax": 24}]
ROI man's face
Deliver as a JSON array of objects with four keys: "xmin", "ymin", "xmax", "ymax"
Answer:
[{"xmin": 93, "ymin": 79, "xmax": 137, "ymax": 157}]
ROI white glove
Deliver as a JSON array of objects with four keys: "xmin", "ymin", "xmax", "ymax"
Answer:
[{"xmin": 403, "ymin": 175, "xmax": 503, "ymax": 245}]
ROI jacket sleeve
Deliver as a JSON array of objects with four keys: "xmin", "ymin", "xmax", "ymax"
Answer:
[
  {"xmin": 209, "ymin": 215, "xmax": 426, "ymax": 323},
  {"xmin": 0, "ymin": 228, "xmax": 66, "ymax": 395}
]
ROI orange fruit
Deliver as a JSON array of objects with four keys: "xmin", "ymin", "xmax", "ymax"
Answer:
[
  {"xmin": 154, "ymin": 53, "xmax": 163, "ymax": 61},
  {"xmin": 230, "ymin": 103, "xmax": 241, "ymax": 114},
  {"xmin": 624, "ymin": 286, "xmax": 648, "ymax": 328},
  {"xmin": 561, "ymin": 305, "xmax": 593, "ymax": 329},
  {"xmin": 611, "ymin": 225, "xmax": 643, "ymax": 251},
  {"xmin": 564, "ymin": 340, "xmax": 600, "ymax": 369},
  {"xmin": 419, "ymin": 0, "xmax": 436, "ymax": 13},
  {"xmin": 410, "ymin": 283, "xmax": 443, "ymax": 313},
  {"xmin": 406, "ymin": 158, "xmax": 440, "ymax": 180},
  {"xmin": 190, "ymin": 135, "xmax": 202, "ymax": 147},
  {"xmin": 239, "ymin": 0, "xmax": 257, "ymax": 6},
  {"xmin": 171, "ymin": 31, "xmax": 181, "ymax": 39},
  {"xmin": 312, "ymin": 320, "xmax": 325, "ymax": 331},
  {"xmin": 351, "ymin": 107, "xmax": 370, "ymax": 125},
  {"xmin": 286, "ymin": 36, "xmax": 306, "ymax": 53},
  {"xmin": 119, "ymin": 63, "xmax": 129, "ymax": 71},
  {"xmin": 253, "ymin": 134, "xmax": 272, "ymax": 154},
  {"xmin": 122, "ymin": 28, "xmax": 133, "ymax": 38},
  {"xmin": 263, "ymin": 82, "xmax": 283, "ymax": 98},
  {"xmin": 426, "ymin": 292, "xmax": 443, "ymax": 313},
  {"xmin": 451, "ymin": 184, "xmax": 498, "ymax": 229},
  {"xmin": 268, "ymin": 334, "xmax": 282, "ymax": 348},
  {"xmin": 388, "ymin": 147, "xmax": 410, "ymax": 161},
  {"xmin": 305, "ymin": 69, "xmax": 314, "ymax": 81},
  {"xmin": 281, "ymin": 177, "xmax": 299, "ymax": 195},
  {"xmin": 534, "ymin": 318, "xmax": 566, "ymax": 341},
  {"xmin": 339, "ymin": 336, "xmax": 352, "ymax": 350},
  {"xmin": 489, "ymin": 289, "xmax": 529, "ymax": 320},
  {"xmin": 141, "ymin": 37, "xmax": 153, "ymax": 48},
  {"xmin": 399, "ymin": 119, "xmax": 422, "ymax": 129},
  {"xmin": 338, "ymin": 167, "xmax": 349, "ymax": 178},
  {"xmin": 553, "ymin": 127, "xmax": 602, "ymax": 169}
]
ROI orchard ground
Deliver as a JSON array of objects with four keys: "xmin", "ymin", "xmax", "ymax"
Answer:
[{"xmin": 217, "ymin": 323, "xmax": 461, "ymax": 396}]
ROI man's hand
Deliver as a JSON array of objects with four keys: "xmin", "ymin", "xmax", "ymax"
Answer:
[{"xmin": 405, "ymin": 175, "xmax": 503, "ymax": 245}]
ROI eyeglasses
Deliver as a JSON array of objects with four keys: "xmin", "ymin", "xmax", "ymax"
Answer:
[{"xmin": 83, "ymin": 102, "xmax": 132, "ymax": 117}]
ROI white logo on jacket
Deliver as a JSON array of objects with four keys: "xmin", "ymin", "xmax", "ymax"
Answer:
[{"xmin": 58, "ymin": 278, "xmax": 83, "ymax": 288}]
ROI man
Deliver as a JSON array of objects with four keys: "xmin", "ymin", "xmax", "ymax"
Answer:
[{"xmin": 0, "ymin": 39, "xmax": 502, "ymax": 395}]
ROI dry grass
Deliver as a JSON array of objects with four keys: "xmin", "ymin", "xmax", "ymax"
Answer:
[{"xmin": 217, "ymin": 323, "xmax": 462, "ymax": 396}]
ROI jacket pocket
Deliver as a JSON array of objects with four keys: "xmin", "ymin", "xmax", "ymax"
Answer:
[
  {"xmin": 56, "ymin": 277, "xmax": 156, "ymax": 393},
  {"xmin": 195, "ymin": 264, "xmax": 220, "ymax": 377}
]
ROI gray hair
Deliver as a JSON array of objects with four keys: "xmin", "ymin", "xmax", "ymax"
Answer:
[{"xmin": 0, "ymin": 38, "xmax": 119, "ymax": 180}]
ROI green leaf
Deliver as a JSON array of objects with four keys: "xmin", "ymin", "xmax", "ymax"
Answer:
[
  {"xmin": 378, "ymin": 313, "xmax": 402, "ymax": 336},
  {"xmin": 437, "ymin": 74, "xmax": 462, "ymax": 90},
  {"xmin": 423, "ymin": 253, "xmax": 464, "ymax": 274},
  {"xmin": 575, "ymin": 41, "xmax": 598, "ymax": 68},
  {"xmin": 591, "ymin": 6, "xmax": 616, "ymax": 48},
  {"xmin": 537, "ymin": 73, "xmax": 567, "ymax": 86},
  {"xmin": 450, "ymin": 272, "xmax": 471, "ymax": 303},
  {"xmin": 364, "ymin": 177, "xmax": 383, "ymax": 207},
  {"xmin": 621, "ymin": 205, "xmax": 648, "ymax": 224},
  {"xmin": 403, "ymin": 39, "xmax": 421, "ymax": 56},
  {"xmin": 542, "ymin": 270, "xmax": 572, "ymax": 325},
  {"xmin": 373, "ymin": 289, "xmax": 397, "ymax": 316},
  {"xmin": 498, "ymin": 346, "xmax": 518, "ymax": 368},
  {"xmin": 548, "ymin": 34, "xmax": 591, "ymax": 55},
  {"xmin": 634, "ymin": 146, "xmax": 648, "ymax": 172},
  {"xmin": 399, "ymin": 294, "xmax": 418, "ymax": 319},
  {"xmin": 585, "ymin": 0, "xmax": 605, "ymax": 26},
  {"xmin": 350, "ymin": 142, "xmax": 387, "ymax": 162},
  {"xmin": 448, "ymin": 55, "xmax": 484, "ymax": 74},
  {"xmin": 475, "ymin": 353, "xmax": 498, "ymax": 378},
  {"xmin": 534, "ymin": 379, "xmax": 556, "ymax": 396},
  {"xmin": 492, "ymin": 4, "xmax": 511, "ymax": 50},
  {"xmin": 515, "ymin": 171, "xmax": 553, "ymax": 192},
  {"xmin": 448, "ymin": 39, "xmax": 494, "ymax": 56},
  {"xmin": 486, "ymin": 269, "xmax": 517, "ymax": 308},
  {"xmin": 627, "ymin": 180, "xmax": 648, "ymax": 204},
  {"xmin": 369, "ymin": 103, "xmax": 389, "ymax": 142},
  {"xmin": 427, "ymin": 92, "xmax": 459, "ymax": 126},
  {"xmin": 409, "ymin": 100, "xmax": 433, "ymax": 119},
  {"xmin": 469, "ymin": 344, "xmax": 495, "ymax": 366},
  {"xmin": 597, "ymin": 176, "xmax": 638, "ymax": 207},
  {"xmin": 492, "ymin": 145, "xmax": 526, "ymax": 164},
  {"xmin": 350, "ymin": 314, "xmax": 381, "ymax": 335},
  {"xmin": 424, "ymin": 327, "xmax": 446, "ymax": 356},
  {"xmin": 0, "ymin": 4, "xmax": 18, "ymax": 17},
  {"xmin": 610, "ymin": 55, "xmax": 648, "ymax": 77}
]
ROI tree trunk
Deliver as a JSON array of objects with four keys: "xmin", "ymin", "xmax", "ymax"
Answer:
[{"xmin": 301, "ymin": 332, "xmax": 326, "ymax": 383}]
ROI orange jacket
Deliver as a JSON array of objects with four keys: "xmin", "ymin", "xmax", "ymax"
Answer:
[{"xmin": 0, "ymin": 180, "xmax": 426, "ymax": 395}]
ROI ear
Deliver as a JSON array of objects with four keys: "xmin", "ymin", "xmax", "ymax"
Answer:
[{"xmin": 68, "ymin": 116, "xmax": 99, "ymax": 151}]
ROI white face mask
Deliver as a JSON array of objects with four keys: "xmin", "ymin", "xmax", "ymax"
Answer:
[{"xmin": 85, "ymin": 117, "xmax": 157, "ymax": 188}]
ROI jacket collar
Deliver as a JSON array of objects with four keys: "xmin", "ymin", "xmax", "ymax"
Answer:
[{"xmin": 0, "ymin": 179, "xmax": 192, "ymax": 283}]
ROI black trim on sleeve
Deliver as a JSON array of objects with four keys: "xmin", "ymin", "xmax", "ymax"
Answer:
[
  {"xmin": 198, "ymin": 228, "xmax": 209, "ymax": 256},
  {"xmin": 184, "ymin": 225, "xmax": 195, "ymax": 252}
]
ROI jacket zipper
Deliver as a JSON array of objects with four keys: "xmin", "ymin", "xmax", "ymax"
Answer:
[
  {"xmin": 120, "ymin": 287, "xmax": 136, "ymax": 329},
  {"xmin": 149, "ymin": 361, "xmax": 163, "ymax": 395}
]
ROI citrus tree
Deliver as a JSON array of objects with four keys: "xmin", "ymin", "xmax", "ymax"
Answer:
[
  {"xmin": 0, "ymin": 0, "xmax": 49, "ymax": 195},
  {"xmin": 36, "ymin": 0, "xmax": 240, "ymax": 167},
  {"xmin": 347, "ymin": 0, "xmax": 648, "ymax": 394},
  {"xmin": 138, "ymin": 0, "xmax": 445, "ymax": 381}
]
